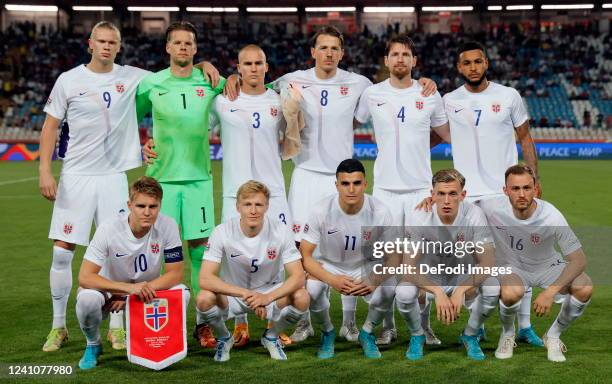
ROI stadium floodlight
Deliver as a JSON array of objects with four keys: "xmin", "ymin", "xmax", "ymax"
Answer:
[
  {"xmin": 488, "ymin": 5, "xmax": 503, "ymax": 11},
  {"xmin": 541, "ymin": 4, "xmax": 594, "ymax": 9},
  {"xmin": 246, "ymin": 7, "xmax": 298, "ymax": 12},
  {"xmin": 604, "ymin": 3, "xmax": 612, "ymax": 7},
  {"xmin": 5, "ymin": 4, "xmax": 58, "ymax": 12},
  {"xmin": 506, "ymin": 5, "xmax": 534, "ymax": 10},
  {"xmin": 421, "ymin": 6, "xmax": 474, "ymax": 12},
  {"xmin": 186, "ymin": 7, "xmax": 239, "ymax": 12},
  {"xmin": 305, "ymin": 7, "xmax": 357, "ymax": 12},
  {"xmin": 127, "ymin": 7, "xmax": 179, "ymax": 12},
  {"xmin": 73, "ymin": 6, "xmax": 113, "ymax": 11},
  {"xmin": 363, "ymin": 7, "xmax": 415, "ymax": 13}
]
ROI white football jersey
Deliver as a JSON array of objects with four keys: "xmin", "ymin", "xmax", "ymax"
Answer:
[
  {"xmin": 479, "ymin": 196, "xmax": 581, "ymax": 272},
  {"xmin": 273, "ymin": 68, "xmax": 372, "ymax": 173},
  {"xmin": 443, "ymin": 82, "xmax": 529, "ymax": 197},
  {"xmin": 205, "ymin": 216, "xmax": 301, "ymax": 291},
  {"xmin": 84, "ymin": 212, "xmax": 182, "ymax": 283},
  {"xmin": 44, "ymin": 64, "xmax": 149, "ymax": 175},
  {"xmin": 301, "ymin": 194, "xmax": 393, "ymax": 271},
  {"xmin": 211, "ymin": 90, "xmax": 286, "ymax": 198},
  {"xmin": 356, "ymin": 80, "xmax": 447, "ymax": 191},
  {"xmin": 405, "ymin": 201, "xmax": 493, "ymax": 283}
]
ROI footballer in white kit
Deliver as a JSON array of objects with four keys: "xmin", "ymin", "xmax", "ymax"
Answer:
[
  {"xmin": 300, "ymin": 159, "xmax": 399, "ymax": 359},
  {"xmin": 195, "ymin": 181, "xmax": 309, "ymax": 362},
  {"xmin": 38, "ymin": 21, "xmax": 148, "ymax": 353},
  {"xmin": 443, "ymin": 41, "xmax": 537, "ymax": 201},
  {"xmin": 355, "ymin": 35, "xmax": 450, "ymax": 225},
  {"xmin": 478, "ymin": 165, "xmax": 592, "ymax": 362},
  {"xmin": 442, "ymin": 41, "xmax": 540, "ymax": 342},
  {"xmin": 212, "ymin": 45, "xmax": 290, "ymax": 227},
  {"xmin": 272, "ymin": 27, "xmax": 372, "ymax": 240},
  {"xmin": 397, "ymin": 169, "xmax": 499, "ymax": 361},
  {"xmin": 75, "ymin": 177, "xmax": 189, "ymax": 370}
]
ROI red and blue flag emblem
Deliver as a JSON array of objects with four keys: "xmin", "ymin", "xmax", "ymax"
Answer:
[{"xmin": 144, "ymin": 298, "xmax": 168, "ymax": 332}]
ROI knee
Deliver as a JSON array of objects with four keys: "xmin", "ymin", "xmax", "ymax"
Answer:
[
  {"xmin": 369, "ymin": 286, "xmax": 395, "ymax": 310},
  {"xmin": 306, "ymin": 280, "xmax": 329, "ymax": 311},
  {"xmin": 54, "ymin": 241, "xmax": 76, "ymax": 252},
  {"xmin": 196, "ymin": 290, "xmax": 217, "ymax": 310},
  {"xmin": 480, "ymin": 278, "xmax": 500, "ymax": 298},
  {"xmin": 76, "ymin": 290, "xmax": 104, "ymax": 314},
  {"xmin": 395, "ymin": 285, "xmax": 418, "ymax": 306},
  {"xmin": 500, "ymin": 285, "xmax": 523, "ymax": 306},
  {"xmin": 571, "ymin": 273, "xmax": 593, "ymax": 301},
  {"xmin": 290, "ymin": 288, "xmax": 310, "ymax": 311}
]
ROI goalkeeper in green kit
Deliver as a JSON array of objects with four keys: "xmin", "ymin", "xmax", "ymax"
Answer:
[{"xmin": 136, "ymin": 21, "xmax": 224, "ymax": 347}]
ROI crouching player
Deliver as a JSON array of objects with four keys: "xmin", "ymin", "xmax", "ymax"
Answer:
[
  {"xmin": 300, "ymin": 159, "xmax": 397, "ymax": 359},
  {"xmin": 398, "ymin": 169, "xmax": 499, "ymax": 360},
  {"xmin": 479, "ymin": 165, "xmax": 592, "ymax": 362},
  {"xmin": 75, "ymin": 177, "xmax": 189, "ymax": 370},
  {"xmin": 195, "ymin": 180, "xmax": 309, "ymax": 361}
]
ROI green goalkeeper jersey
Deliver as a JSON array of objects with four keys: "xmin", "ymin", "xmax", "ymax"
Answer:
[{"xmin": 136, "ymin": 67, "xmax": 225, "ymax": 182}]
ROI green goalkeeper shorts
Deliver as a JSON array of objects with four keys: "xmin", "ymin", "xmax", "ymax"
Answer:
[{"xmin": 159, "ymin": 180, "xmax": 215, "ymax": 240}]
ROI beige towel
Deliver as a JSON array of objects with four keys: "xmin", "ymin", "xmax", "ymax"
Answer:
[{"xmin": 281, "ymin": 85, "xmax": 305, "ymax": 160}]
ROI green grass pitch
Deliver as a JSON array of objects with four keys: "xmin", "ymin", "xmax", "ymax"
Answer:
[{"xmin": 1, "ymin": 160, "xmax": 611, "ymax": 383}]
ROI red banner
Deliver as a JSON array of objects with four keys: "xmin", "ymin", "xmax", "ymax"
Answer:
[{"xmin": 126, "ymin": 289, "xmax": 187, "ymax": 370}]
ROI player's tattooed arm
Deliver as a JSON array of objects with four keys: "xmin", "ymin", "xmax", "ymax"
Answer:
[
  {"xmin": 199, "ymin": 260, "xmax": 251, "ymax": 298},
  {"xmin": 417, "ymin": 77, "xmax": 438, "ymax": 97},
  {"xmin": 39, "ymin": 115, "xmax": 61, "ymax": 201},
  {"xmin": 300, "ymin": 240, "xmax": 357, "ymax": 295},
  {"xmin": 194, "ymin": 61, "xmax": 221, "ymax": 88},
  {"xmin": 534, "ymin": 248, "xmax": 587, "ymax": 316},
  {"xmin": 515, "ymin": 121, "xmax": 540, "ymax": 195}
]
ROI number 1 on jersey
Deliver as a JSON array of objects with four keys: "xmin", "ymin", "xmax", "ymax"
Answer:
[{"xmin": 181, "ymin": 93, "xmax": 186, "ymax": 109}]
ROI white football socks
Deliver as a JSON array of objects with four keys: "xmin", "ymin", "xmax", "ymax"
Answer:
[
  {"xmin": 517, "ymin": 288, "xmax": 533, "ymax": 330},
  {"xmin": 547, "ymin": 295, "xmax": 590, "ymax": 338},
  {"xmin": 50, "ymin": 246, "xmax": 74, "ymax": 329},
  {"xmin": 499, "ymin": 300, "xmax": 521, "ymax": 336}
]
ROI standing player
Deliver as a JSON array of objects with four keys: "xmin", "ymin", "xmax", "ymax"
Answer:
[
  {"xmin": 479, "ymin": 165, "xmax": 592, "ymax": 362},
  {"xmin": 210, "ymin": 44, "xmax": 291, "ymax": 346},
  {"xmin": 355, "ymin": 35, "xmax": 450, "ymax": 344},
  {"xmin": 397, "ymin": 169, "xmax": 499, "ymax": 360},
  {"xmin": 136, "ymin": 22, "xmax": 225, "ymax": 347},
  {"xmin": 300, "ymin": 159, "xmax": 398, "ymax": 359},
  {"xmin": 39, "ymin": 21, "xmax": 147, "ymax": 352},
  {"xmin": 75, "ymin": 177, "xmax": 189, "ymax": 370},
  {"xmin": 438, "ymin": 41, "xmax": 541, "ymax": 346},
  {"xmin": 195, "ymin": 181, "xmax": 309, "ymax": 361}
]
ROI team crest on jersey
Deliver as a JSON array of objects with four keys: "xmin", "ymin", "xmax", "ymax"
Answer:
[
  {"xmin": 270, "ymin": 107, "xmax": 278, "ymax": 117},
  {"xmin": 115, "ymin": 83, "xmax": 125, "ymax": 93},
  {"xmin": 492, "ymin": 103, "xmax": 501, "ymax": 113},
  {"xmin": 63, "ymin": 222, "xmax": 73, "ymax": 235},
  {"xmin": 362, "ymin": 231, "xmax": 372, "ymax": 241},
  {"xmin": 195, "ymin": 87, "xmax": 205, "ymax": 97},
  {"xmin": 151, "ymin": 243, "xmax": 160, "ymax": 254},
  {"xmin": 416, "ymin": 99, "xmax": 424, "ymax": 111},
  {"xmin": 144, "ymin": 298, "xmax": 168, "ymax": 332},
  {"xmin": 267, "ymin": 248, "xmax": 277, "ymax": 260},
  {"xmin": 456, "ymin": 232, "xmax": 466, "ymax": 242},
  {"xmin": 292, "ymin": 224, "xmax": 301, "ymax": 234},
  {"xmin": 531, "ymin": 233, "xmax": 541, "ymax": 246},
  {"xmin": 340, "ymin": 86, "xmax": 349, "ymax": 96}
]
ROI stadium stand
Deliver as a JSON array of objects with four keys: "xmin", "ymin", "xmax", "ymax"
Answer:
[{"xmin": 1, "ymin": 21, "xmax": 611, "ymax": 142}]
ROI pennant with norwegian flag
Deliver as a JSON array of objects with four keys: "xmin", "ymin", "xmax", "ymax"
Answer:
[{"xmin": 126, "ymin": 288, "xmax": 187, "ymax": 370}]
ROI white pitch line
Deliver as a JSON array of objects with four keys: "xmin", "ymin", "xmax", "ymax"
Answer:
[{"xmin": 0, "ymin": 176, "xmax": 48, "ymax": 186}]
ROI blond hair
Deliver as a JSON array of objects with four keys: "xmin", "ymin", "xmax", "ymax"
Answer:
[
  {"xmin": 88, "ymin": 21, "xmax": 121, "ymax": 54},
  {"xmin": 432, "ymin": 169, "xmax": 466, "ymax": 188},
  {"xmin": 236, "ymin": 180, "xmax": 270, "ymax": 202},
  {"xmin": 129, "ymin": 176, "xmax": 163, "ymax": 201}
]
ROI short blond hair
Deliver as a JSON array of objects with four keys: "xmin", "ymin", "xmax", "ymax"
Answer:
[
  {"xmin": 236, "ymin": 180, "xmax": 270, "ymax": 202},
  {"xmin": 88, "ymin": 21, "xmax": 121, "ymax": 54},
  {"xmin": 432, "ymin": 169, "xmax": 466, "ymax": 188}
]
